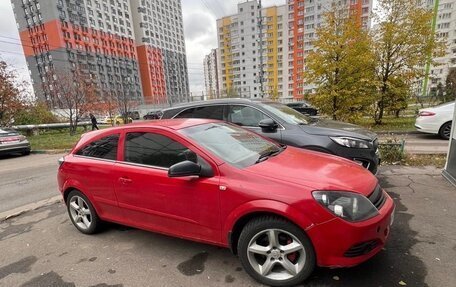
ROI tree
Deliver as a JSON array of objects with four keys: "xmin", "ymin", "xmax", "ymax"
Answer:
[
  {"xmin": 45, "ymin": 68, "xmax": 96, "ymax": 135},
  {"xmin": 100, "ymin": 91, "xmax": 118, "ymax": 126},
  {"xmin": 384, "ymin": 77, "xmax": 410, "ymax": 118},
  {"xmin": 0, "ymin": 60, "xmax": 27, "ymax": 126},
  {"xmin": 115, "ymin": 90, "xmax": 138, "ymax": 124},
  {"xmin": 445, "ymin": 68, "xmax": 456, "ymax": 102},
  {"xmin": 372, "ymin": 0, "xmax": 445, "ymax": 124},
  {"xmin": 304, "ymin": 6, "xmax": 376, "ymax": 121}
]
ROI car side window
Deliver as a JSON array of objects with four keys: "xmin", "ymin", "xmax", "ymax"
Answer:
[
  {"xmin": 228, "ymin": 105, "xmax": 270, "ymax": 127},
  {"xmin": 175, "ymin": 106, "xmax": 224, "ymax": 120},
  {"xmin": 124, "ymin": 132, "xmax": 194, "ymax": 168},
  {"xmin": 75, "ymin": 134, "xmax": 119, "ymax": 160}
]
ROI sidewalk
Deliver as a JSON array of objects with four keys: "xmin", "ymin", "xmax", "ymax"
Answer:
[{"xmin": 0, "ymin": 166, "xmax": 455, "ymax": 287}]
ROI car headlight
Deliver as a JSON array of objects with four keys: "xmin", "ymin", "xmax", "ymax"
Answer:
[
  {"xmin": 330, "ymin": 136, "xmax": 371, "ymax": 149},
  {"xmin": 312, "ymin": 191, "xmax": 379, "ymax": 222}
]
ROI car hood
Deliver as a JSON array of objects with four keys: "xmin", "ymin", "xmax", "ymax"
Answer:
[
  {"xmin": 244, "ymin": 147, "xmax": 377, "ymax": 196},
  {"xmin": 302, "ymin": 118, "xmax": 377, "ymax": 140}
]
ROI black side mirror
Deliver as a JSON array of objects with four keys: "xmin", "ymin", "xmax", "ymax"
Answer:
[
  {"xmin": 259, "ymin": 118, "xmax": 278, "ymax": 131},
  {"xmin": 168, "ymin": 161, "xmax": 201, "ymax": 177}
]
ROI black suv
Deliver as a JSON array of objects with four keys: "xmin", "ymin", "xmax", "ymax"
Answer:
[
  {"xmin": 161, "ymin": 99, "xmax": 380, "ymax": 174},
  {"xmin": 286, "ymin": 101, "xmax": 318, "ymax": 116}
]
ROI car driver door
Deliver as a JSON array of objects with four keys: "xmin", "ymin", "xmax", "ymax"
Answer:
[{"xmin": 112, "ymin": 128, "xmax": 221, "ymax": 244}]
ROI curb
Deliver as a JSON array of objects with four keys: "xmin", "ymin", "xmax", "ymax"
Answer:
[{"xmin": 0, "ymin": 195, "xmax": 63, "ymax": 222}]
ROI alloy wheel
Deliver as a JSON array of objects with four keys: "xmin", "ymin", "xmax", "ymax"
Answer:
[
  {"xmin": 246, "ymin": 228, "xmax": 306, "ymax": 281},
  {"xmin": 443, "ymin": 123, "xmax": 452, "ymax": 139},
  {"xmin": 69, "ymin": 196, "xmax": 92, "ymax": 231}
]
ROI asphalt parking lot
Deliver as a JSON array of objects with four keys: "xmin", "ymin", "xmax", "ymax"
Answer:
[{"xmin": 0, "ymin": 166, "xmax": 455, "ymax": 286}]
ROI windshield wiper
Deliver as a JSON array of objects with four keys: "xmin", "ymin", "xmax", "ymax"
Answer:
[{"xmin": 255, "ymin": 146, "xmax": 286, "ymax": 164}]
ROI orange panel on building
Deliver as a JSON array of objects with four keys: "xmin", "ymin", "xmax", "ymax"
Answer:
[
  {"xmin": 292, "ymin": 0, "xmax": 305, "ymax": 100},
  {"xmin": 137, "ymin": 45, "xmax": 167, "ymax": 104}
]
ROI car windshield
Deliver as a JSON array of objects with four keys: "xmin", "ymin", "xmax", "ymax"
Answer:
[
  {"xmin": 261, "ymin": 102, "xmax": 315, "ymax": 125},
  {"xmin": 180, "ymin": 123, "xmax": 282, "ymax": 168}
]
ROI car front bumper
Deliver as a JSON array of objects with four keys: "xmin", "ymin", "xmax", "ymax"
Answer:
[
  {"xmin": 307, "ymin": 190, "xmax": 395, "ymax": 267},
  {"xmin": 330, "ymin": 143, "xmax": 380, "ymax": 174}
]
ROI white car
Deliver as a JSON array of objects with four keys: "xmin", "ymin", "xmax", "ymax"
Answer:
[{"xmin": 415, "ymin": 101, "xmax": 454, "ymax": 139}]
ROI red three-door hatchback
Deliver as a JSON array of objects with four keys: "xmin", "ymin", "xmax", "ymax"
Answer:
[{"xmin": 57, "ymin": 119, "xmax": 395, "ymax": 287}]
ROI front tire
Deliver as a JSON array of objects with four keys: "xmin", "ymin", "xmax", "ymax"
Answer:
[
  {"xmin": 439, "ymin": 121, "xmax": 452, "ymax": 140},
  {"xmin": 237, "ymin": 216, "xmax": 315, "ymax": 287},
  {"xmin": 67, "ymin": 190, "xmax": 101, "ymax": 234}
]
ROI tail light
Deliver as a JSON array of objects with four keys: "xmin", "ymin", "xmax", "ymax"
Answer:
[{"xmin": 418, "ymin": 111, "xmax": 436, "ymax": 117}]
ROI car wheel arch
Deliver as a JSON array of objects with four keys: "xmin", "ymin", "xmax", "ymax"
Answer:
[
  {"xmin": 224, "ymin": 200, "xmax": 315, "ymax": 255},
  {"xmin": 439, "ymin": 121, "xmax": 452, "ymax": 138}
]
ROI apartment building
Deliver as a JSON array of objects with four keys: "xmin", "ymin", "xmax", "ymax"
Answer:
[
  {"xmin": 214, "ymin": 0, "xmax": 372, "ymax": 102},
  {"xmin": 203, "ymin": 48, "xmax": 220, "ymax": 99},
  {"xmin": 420, "ymin": 0, "xmax": 456, "ymax": 96},
  {"xmin": 11, "ymin": 0, "xmax": 189, "ymax": 107}
]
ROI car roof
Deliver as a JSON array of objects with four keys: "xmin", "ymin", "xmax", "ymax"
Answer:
[
  {"xmin": 74, "ymin": 119, "xmax": 221, "ymax": 151},
  {"xmin": 162, "ymin": 98, "xmax": 276, "ymax": 111},
  {"xmin": 92, "ymin": 118, "xmax": 218, "ymax": 134}
]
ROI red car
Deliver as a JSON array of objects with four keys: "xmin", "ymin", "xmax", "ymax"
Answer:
[{"xmin": 57, "ymin": 119, "xmax": 394, "ymax": 286}]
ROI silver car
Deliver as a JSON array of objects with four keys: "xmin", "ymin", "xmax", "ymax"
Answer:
[{"xmin": 0, "ymin": 128, "xmax": 31, "ymax": 156}]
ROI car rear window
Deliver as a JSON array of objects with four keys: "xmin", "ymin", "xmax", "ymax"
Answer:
[
  {"xmin": 174, "ymin": 106, "xmax": 224, "ymax": 120},
  {"xmin": 75, "ymin": 134, "xmax": 119, "ymax": 160}
]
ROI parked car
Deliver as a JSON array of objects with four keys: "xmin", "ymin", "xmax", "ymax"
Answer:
[
  {"xmin": 0, "ymin": 128, "xmax": 30, "ymax": 156},
  {"xmin": 161, "ymin": 99, "xmax": 380, "ymax": 174},
  {"xmin": 57, "ymin": 119, "xmax": 394, "ymax": 287},
  {"xmin": 123, "ymin": 111, "xmax": 140, "ymax": 120},
  {"xmin": 104, "ymin": 115, "xmax": 133, "ymax": 125},
  {"xmin": 286, "ymin": 101, "xmax": 318, "ymax": 116},
  {"xmin": 143, "ymin": 110, "xmax": 163, "ymax": 120},
  {"xmin": 415, "ymin": 101, "xmax": 454, "ymax": 140}
]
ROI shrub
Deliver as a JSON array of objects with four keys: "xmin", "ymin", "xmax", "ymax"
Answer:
[{"xmin": 14, "ymin": 103, "xmax": 58, "ymax": 125}]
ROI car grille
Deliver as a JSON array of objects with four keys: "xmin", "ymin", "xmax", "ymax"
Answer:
[
  {"xmin": 344, "ymin": 240, "xmax": 380, "ymax": 257},
  {"xmin": 368, "ymin": 185, "xmax": 386, "ymax": 210}
]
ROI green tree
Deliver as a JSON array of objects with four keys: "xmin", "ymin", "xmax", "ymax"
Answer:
[
  {"xmin": 385, "ymin": 77, "xmax": 409, "ymax": 118},
  {"xmin": 304, "ymin": 6, "xmax": 376, "ymax": 122},
  {"xmin": 372, "ymin": 0, "xmax": 445, "ymax": 124}
]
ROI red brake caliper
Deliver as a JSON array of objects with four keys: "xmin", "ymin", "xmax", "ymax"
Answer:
[{"xmin": 286, "ymin": 238, "xmax": 297, "ymax": 262}]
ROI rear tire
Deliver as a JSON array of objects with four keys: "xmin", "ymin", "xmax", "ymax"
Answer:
[
  {"xmin": 22, "ymin": 149, "xmax": 30, "ymax": 156},
  {"xmin": 237, "ymin": 216, "xmax": 315, "ymax": 287},
  {"xmin": 439, "ymin": 121, "xmax": 452, "ymax": 140},
  {"xmin": 67, "ymin": 190, "xmax": 101, "ymax": 234}
]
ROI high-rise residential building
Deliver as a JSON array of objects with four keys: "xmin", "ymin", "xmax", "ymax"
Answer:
[
  {"xmin": 420, "ymin": 0, "xmax": 456, "ymax": 97},
  {"xmin": 215, "ymin": 0, "xmax": 373, "ymax": 102},
  {"xmin": 203, "ymin": 48, "xmax": 220, "ymax": 99},
  {"xmin": 290, "ymin": 0, "xmax": 372, "ymax": 98},
  {"xmin": 10, "ymin": 0, "xmax": 189, "ymax": 107}
]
